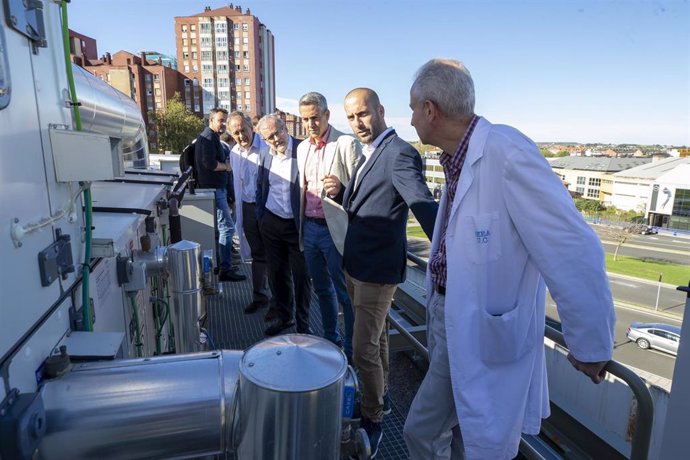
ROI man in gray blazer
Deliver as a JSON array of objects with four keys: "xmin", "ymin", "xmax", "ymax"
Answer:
[
  {"xmin": 297, "ymin": 92, "xmax": 361, "ymax": 361},
  {"xmin": 324, "ymin": 88, "xmax": 437, "ymax": 458}
]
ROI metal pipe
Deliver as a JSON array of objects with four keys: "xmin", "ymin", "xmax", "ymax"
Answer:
[
  {"xmin": 72, "ymin": 64, "xmax": 148, "ymax": 168},
  {"xmin": 387, "ymin": 314, "xmax": 429, "ymax": 362},
  {"xmin": 38, "ymin": 351, "xmax": 242, "ymax": 460},
  {"xmin": 544, "ymin": 325, "xmax": 653, "ymax": 460},
  {"xmin": 167, "ymin": 240, "xmax": 204, "ymax": 353}
]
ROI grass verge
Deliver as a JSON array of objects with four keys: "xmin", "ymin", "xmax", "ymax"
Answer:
[{"xmin": 605, "ymin": 254, "xmax": 690, "ymax": 286}]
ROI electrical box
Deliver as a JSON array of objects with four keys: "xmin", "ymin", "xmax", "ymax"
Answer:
[{"xmin": 50, "ymin": 128, "xmax": 123, "ymax": 182}]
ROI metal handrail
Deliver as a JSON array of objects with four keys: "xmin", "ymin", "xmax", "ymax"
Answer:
[{"xmin": 397, "ymin": 251, "xmax": 654, "ymax": 460}]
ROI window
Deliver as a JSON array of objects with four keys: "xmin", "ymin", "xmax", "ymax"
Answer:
[
  {"xmin": 201, "ymin": 51, "xmax": 212, "ymax": 60},
  {"xmin": 576, "ymin": 186, "xmax": 584, "ymax": 195},
  {"xmin": 243, "ymin": 64, "xmax": 249, "ymax": 72},
  {"xmin": 588, "ymin": 178, "xmax": 601, "ymax": 187},
  {"xmin": 235, "ymin": 77, "xmax": 242, "ymax": 85},
  {"xmin": 217, "ymin": 36, "xmax": 227, "ymax": 47},
  {"xmin": 218, "ymin": 91, "xmax": 229, "ymax": 99},
  {"xmin": 190, "ymin": 24, "xmax": 196, "ymax": 31},
  {"xmin": 243, "ymin": 51, "xmax": 249, "ymax": 59},
  {"xmin": 216, "ymin": 22, "xmax": 227, "ymax": 33},
  {"xmin": 219, "ymin": 78, "xmax": 229, "ymax": 87},
  {"xmin": 217, "ymin": 51, "xmax": 228, "ymax": 60},
  {"xmin": 586, "ymin": 188, "xmax": 599, "ymax": 198},
  {"xmin": 244, "ymin": 78, "xmax": 250, "ymax": 85},
  {"xmin": 202, "ymin": 64, "xmax": 213, "ymax": 72},
  {"xmin": 192, "ymin": 52, "xmax": 197, "ymax": 59},
  {"xmin": 184, "ymin": 65, "xmax": 190, "ymax": 73},
  {"xmin": 233, "ymin": 23, "xmax": 239, "ymax": 31},
  {"xmin": 153, "ymin": 74, "xmax": 160, "ymax": 81},
  {"xmin": 192, "ymin": 64, "xmax": 198, "ymax": 72},
  {"xmin": 181, "ymin": 25, "xmax": 188, "ymax": 32},
  {"xmin": 236, "ymin": 64, "xmax": 241, "ymax": 71},
  {"xmin": 245, "ymin": 105, "xmax": 251, "ymax": 113},
  {"xmin": 182, "ymin": 38, "xmax": 188, "ymax": 46},
  {"xmin": 234, "ymin": 51, "xmax": 240, "ymax": 59},
  {"xmin": 576, "ymin": 176, "xmax": 585, "ymax": 185},
  {"xmin": 234, "ymin": 37, "xmax": 240, "ymax": 46},
  {"xmin": 201, "ymin": 37, "xmax": 211, "ymax": 47},
  {"xmin": 191, "ymin": 38, "xmax": 197, "ymax": 47},
  {"xmin": 195, "ymin": 104, "xmax": 200, "ymax": 112},
  {"xmin": 242, "ymin": 23, "xmax": 248, "ymax": 31},
  {"xmin": 200, "ymin": 23, "xmax": 210, "ymax": 33},
  {"xmin": 217, "ymin": 64, "xmax": 228, "ymax": 73},
  {"xmin": 183, "ymin": 52, "xmax": 189, "ymax": 60},
  {"xmin": 202, "ymin": 78, "xmax": 213, "ymax": 87},
  {"xmin": 245, "ymin": 91, "xmax": 251, "ymax": 99},
  {"xmin": 242, "ymin": 37, "xmax": 249, "ymax": 44}
]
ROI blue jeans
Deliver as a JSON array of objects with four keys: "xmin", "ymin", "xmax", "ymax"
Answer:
[
  {"xmin": 303, "ymin": 220, "xmax": 354, "ymax": 359},
  {"xmin": 215, "ymin": 188, "xmax": 236, "ymax": 273}
]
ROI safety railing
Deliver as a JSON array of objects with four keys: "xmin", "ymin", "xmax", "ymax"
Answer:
[{"xmin": 393, "ymin": 252, "xmax": 654, "ymax": 460}]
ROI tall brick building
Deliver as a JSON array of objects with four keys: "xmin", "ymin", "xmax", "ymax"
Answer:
[
  {"xmin": 174, "ymin": 4, "xmax": 276, "ymax": 117},
  {"xmin": 83, "ymin": 50, "xmax": 202, "ymax": 152}
]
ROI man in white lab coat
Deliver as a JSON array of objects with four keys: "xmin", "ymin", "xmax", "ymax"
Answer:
[{"xmin": 402, "ymin": 58, "xmax": 616, "ymax": 460}]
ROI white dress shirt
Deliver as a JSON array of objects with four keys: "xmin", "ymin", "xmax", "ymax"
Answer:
[
  {"xmin": 265, "ymin": 137, "xmax": 294, "ymax": 219},
  {"xmin": 354, "ymin": 127, "xmax": 393, "ymax": 190},
  {"xmin": 232, "ymin": 134, "xmax": 263, "ymax": 203}
]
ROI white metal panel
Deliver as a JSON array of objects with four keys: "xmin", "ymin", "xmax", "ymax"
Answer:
[
  {"xmin": 0, "ymin": 4, "xmax": 78, "ymax": 362},
  {"xmin": 7, "ymin": 298, "xmax": 72, "ymax": 393},
  {"xmin": 50, "ymin": 129, "xmax": 116, "ymax": 182}
]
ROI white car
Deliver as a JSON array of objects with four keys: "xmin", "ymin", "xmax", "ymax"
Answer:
[{"xmin": 626, "ymin": 322, "xmax": 681, "ymax": 356}]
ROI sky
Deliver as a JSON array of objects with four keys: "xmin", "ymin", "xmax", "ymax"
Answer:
[{"xmin": 68, "ymin": 0, "xmax": 690, "ymax": 146}]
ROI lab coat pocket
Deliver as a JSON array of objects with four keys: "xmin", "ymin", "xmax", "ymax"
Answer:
[
  {"xmin": 463, "ymin": 213, "xmax": 501, "ymax": 264},
  {"xmin": 479, "ymin": 303, "xmax": 535, "ymax": 365}
]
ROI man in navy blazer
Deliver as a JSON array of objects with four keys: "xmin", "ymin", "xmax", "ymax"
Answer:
[
  {"xmin": 256, "ymin": 114, "xmax": 312, "ymax": 337},
  {"xmin": 324, "ymin": 88, "xmax": 437, "ymax": 457}
]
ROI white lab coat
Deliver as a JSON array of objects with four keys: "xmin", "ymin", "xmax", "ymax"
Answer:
[{"xmin": 425, "ymin": 117, "xmax": 615, "ymax": 459}]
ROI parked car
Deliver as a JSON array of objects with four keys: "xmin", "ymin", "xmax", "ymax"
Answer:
[
  {"xmin": 639, "ymin": 225, "xmax": 658, "ymax": 235},
  {"xmin": 626, "ymin": 322, "xmax": 681, "ymax": 356}
]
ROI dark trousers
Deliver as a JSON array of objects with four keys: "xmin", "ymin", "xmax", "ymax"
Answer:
[
  {"xmin": 260, "ymin": 210, "xmax": 311, "ymax": 333},
  {"xmin": 242, "ymin": 201, "xmax": 270, "ymax": 303}
]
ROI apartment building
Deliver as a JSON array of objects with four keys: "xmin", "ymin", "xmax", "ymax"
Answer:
[
  {"xmin": 68, "ymin": 29, "xmax": 97, "ymax": 67},
  {"xmin": 174, "ymin": 5, "xmax": 275, "ymax": 117},
  {"xmin": 83, "ymin": 51, "xmax": 202, "ymax": 152}
]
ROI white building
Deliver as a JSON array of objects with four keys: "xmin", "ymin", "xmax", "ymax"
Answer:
[
  {"xmin": 647, "ymin": 163, "xmax": 690, "ymax": 230},
  {"xmin": 611, "ymin": 157, "xmax": 690, "ymax": 213}
]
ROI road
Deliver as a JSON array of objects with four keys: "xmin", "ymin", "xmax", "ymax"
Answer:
[
  {"xmin": 607, "ymin": 273, "xmax": 686, "ymax": 316},
  {"xmin": 592, "ymin": 225, "xmax": 690, "ymax": 266},
  {"xmin": 546, "ymin": 299, "xmax": 681, "ymax": 380}
]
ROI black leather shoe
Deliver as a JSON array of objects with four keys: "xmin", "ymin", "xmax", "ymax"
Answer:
[
  {"xmin": 244, "ymin": 300, "xmax": 268, "ymax": 314},
  {"xmin": 264, "ymin": 319, "xmax": 295, "ymax": 336},
  {"xmin": 219, "ymin": 270, "xmax": 246, "ymax": 282}
]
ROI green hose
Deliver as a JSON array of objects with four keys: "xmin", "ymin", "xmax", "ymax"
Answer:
[
  {"xmin": 60, "ymin": 1, "xmax": 92, "ymax": 331},
  {"xmin": 129, "ymin": 295, "xmax": 144, "ymax": 358}
]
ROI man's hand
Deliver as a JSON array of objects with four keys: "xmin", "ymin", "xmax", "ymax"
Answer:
[
  {"xmin": 567, "ymin": 353, "xmax": 608, "ymax": 384},
  {"xmin": 323, "ymin": 174, "xmax": 342, "ymax": 197}
]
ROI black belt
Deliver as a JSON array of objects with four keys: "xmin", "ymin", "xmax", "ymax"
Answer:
[
  {"xmin": 435, "ymin": 284, "xmax": 446, "ymax": 296},
  {"xmin": 305, "ymin": 216, "xmax": 328, "ymax": 226}
]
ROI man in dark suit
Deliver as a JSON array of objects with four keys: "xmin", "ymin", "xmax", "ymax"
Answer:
[
  {"xmin": 194, "ymin": 107, "xmax": 246, "ymax": 282},
  {"xmin": 324, "ymin": 88, "xmax": 437, "ymax": 458},
  {"xmin": 256, "ymin": 114, "xmax": 312, "ymax": 336}
]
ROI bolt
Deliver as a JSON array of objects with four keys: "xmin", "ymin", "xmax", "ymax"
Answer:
[
  {"xmin": 17, "ymin": 242, "xmax": 22, "ymax": 247},
  {"xmin": 276, "ymin": 350, "xmax": 282, "ymax": 355},
  {"xmin": 10, "ymin": 16, "xmax": 17, "ymax": 26},
  {"xmin": 14, "ymin": 217, "xmax": 19, "ymax": 223},
  {"xmin": 248, "ymin": 362, "xmax": 254, "ymax": 367}
]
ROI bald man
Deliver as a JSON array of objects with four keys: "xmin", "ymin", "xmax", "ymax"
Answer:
[{"xmin": 324, "ymin": 88, "xmax": 438, "ymax": 457}]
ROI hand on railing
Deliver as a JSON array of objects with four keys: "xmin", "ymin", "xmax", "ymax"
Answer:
[{"xmin": 567, "ymin": 353, "xmax": 608, "ymax": 384}]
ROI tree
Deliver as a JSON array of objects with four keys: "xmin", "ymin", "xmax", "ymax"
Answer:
[
  {"xmin": 606, "ymin": 224, "xmax": 640, "ymax": 261},
  {"xmin": 148, "ymin": 93, "xmax": 204, "ymax": 154},
  {"xmin": 540, "ymin": 148, "xmax": 554, "ymax": 157},
  {"xmin": 555, "ymin": 150, "xmax": 570, "ymax": 157}
]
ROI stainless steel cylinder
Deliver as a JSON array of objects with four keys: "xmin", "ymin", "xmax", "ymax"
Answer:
[
  {"xmin": 236, "ymin": 334, "xmax": 348, "ymax": 460},
  {"xmin": 38, "ymin": 351, "xmax": 242, "ymax": 460},
  {"xmin": 167, "ymin": 240, "xmax": 204, "ymax": 353}
]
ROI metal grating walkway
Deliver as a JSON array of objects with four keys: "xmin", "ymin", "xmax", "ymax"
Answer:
[{"xmin": 207, "ymin": 262, "xmax": 411, "ymax": 459}]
